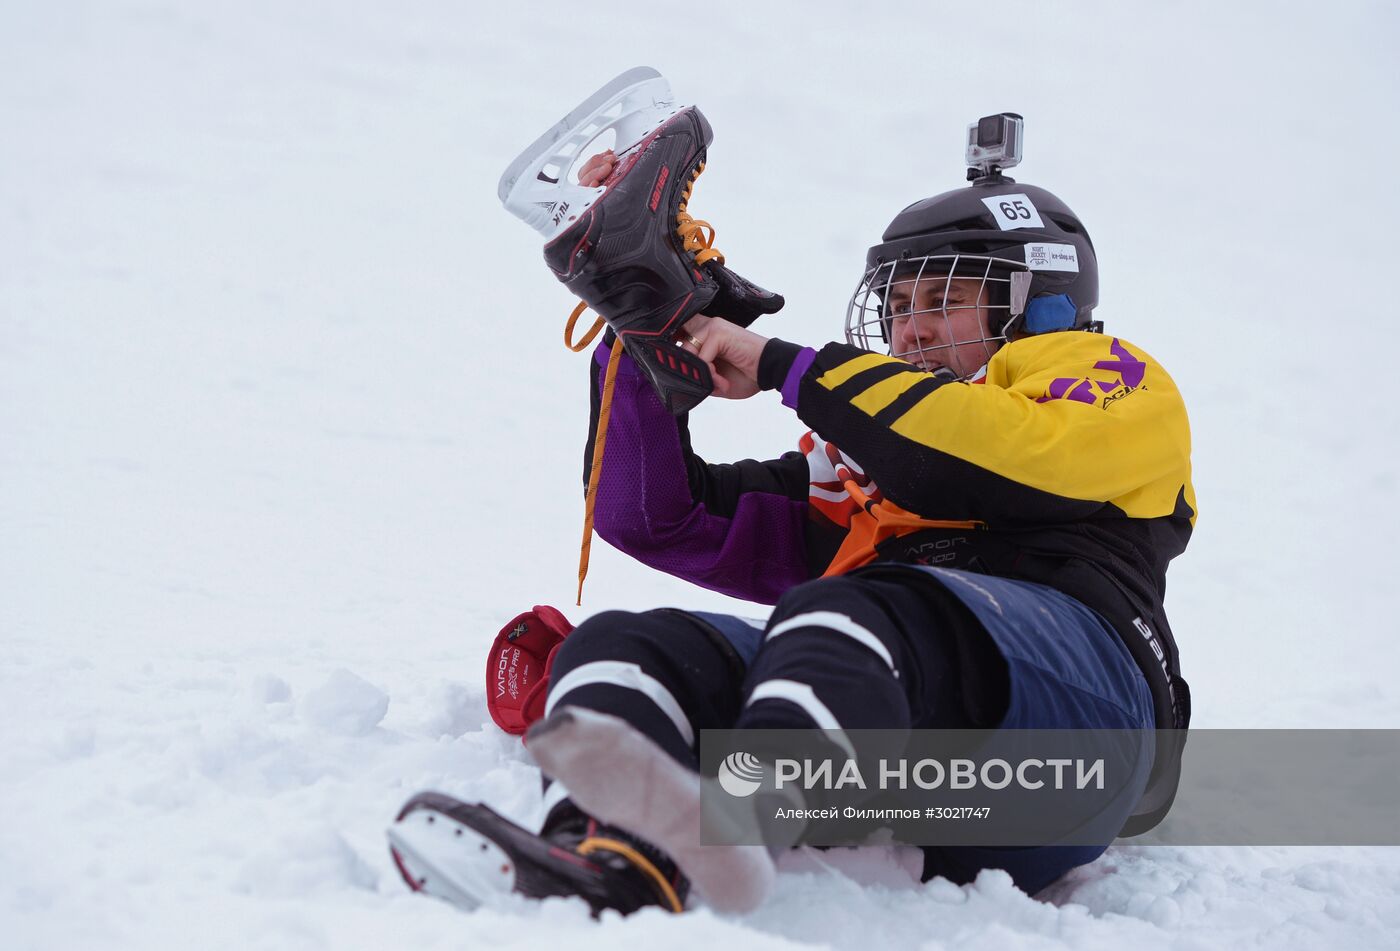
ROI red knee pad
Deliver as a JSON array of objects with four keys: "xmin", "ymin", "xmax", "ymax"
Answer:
[{"xmin": 485, "ymin": 605, "xmax": 574, "ymax": 736}]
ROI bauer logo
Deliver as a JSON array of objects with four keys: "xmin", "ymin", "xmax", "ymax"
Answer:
[
  {"xmin": 649, "ymin": 165, "xmax": 671, "ymax": 212},
  {"xmin": 717, "ymin": 751, "xmax": 765, "ymax": 798}
]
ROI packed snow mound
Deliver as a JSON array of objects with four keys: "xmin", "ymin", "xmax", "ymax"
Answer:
[{"xmin": 302, "ymin": 669, "xmax": 390, "ymax": 736}]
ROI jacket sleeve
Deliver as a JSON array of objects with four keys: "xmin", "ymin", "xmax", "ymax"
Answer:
[
  {"xmin": 584, "ymin": 341, "xmax": 814, "ymax": 604},
  {"xmin": 765, "ymin": 335, "xmax": 1195, "ymax": 526}
]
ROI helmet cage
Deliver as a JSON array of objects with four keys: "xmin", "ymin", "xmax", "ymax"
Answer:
[{"xmin": 846, "ymin": 253, "xmax": 1028, "ymax": 379}]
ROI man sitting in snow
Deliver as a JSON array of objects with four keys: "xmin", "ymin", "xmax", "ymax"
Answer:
[{"xmin": 388, "ymin": 112, "xmax": 1195, "ymax": 916}]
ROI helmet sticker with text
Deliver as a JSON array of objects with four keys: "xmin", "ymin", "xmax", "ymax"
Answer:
[{"xmin": 1023, "ymin": 243, "xmax": 1079, "ymax": 272}]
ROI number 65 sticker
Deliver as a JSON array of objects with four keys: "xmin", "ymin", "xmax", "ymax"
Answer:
[{"xmin": 980, "ymin": 193, "xmax": 1045, "ymax": 231}]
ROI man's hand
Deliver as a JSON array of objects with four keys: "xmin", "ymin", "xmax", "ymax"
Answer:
[
  {"xmin": 578, "ymin": 150, "xmax": 616, "ymax": 188},
  {"xmin": 679, "ymin": 315, "xmax": 768, "ymax": 400}
]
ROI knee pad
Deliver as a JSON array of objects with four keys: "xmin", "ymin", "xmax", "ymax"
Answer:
[{"xmin": 764, "ymin": 576, "xmax": 907, "ymax": 677}]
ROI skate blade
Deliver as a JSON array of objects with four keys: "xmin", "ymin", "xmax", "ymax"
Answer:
[
  {"xmin": 386, "ymin": 808, "xmax": 517, "ymax": 912},
  {"xmin": 497, "ymin": 66, "xmax": 686, "ymax": 241}
]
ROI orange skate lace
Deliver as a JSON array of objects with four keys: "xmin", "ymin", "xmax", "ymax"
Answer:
[
  {"xmin": 674, "ymin": 161, "xmax": 725, "ymax": 267},
  {"xmin": 576, "ymin": 836, "xmax": 684, "ymax": 913}
]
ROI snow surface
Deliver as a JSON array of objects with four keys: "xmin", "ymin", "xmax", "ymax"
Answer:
[{"xmin": 4, "ymin": 1, "xmax": 1400, "ymax": 948}]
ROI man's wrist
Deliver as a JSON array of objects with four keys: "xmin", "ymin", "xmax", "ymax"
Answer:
[
  {"xmin": 758, "ymin": 339, "xmax": 803, "ymax": 390},
  {"xmin": 758, "ymin": 339, "xmax": 817, "ymax": 409}
]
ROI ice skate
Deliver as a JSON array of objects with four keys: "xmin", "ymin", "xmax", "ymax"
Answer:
[
  {"xmin": 525, "ymin": 706, "xmax": 776, "ymax": 914},
  {"xmin": 386, "ymin": 791, "xmax": 687, "ymax": 916},
  {"xmin": 499, "ymin": 67, "xmax": 781, "ymax": 413}
]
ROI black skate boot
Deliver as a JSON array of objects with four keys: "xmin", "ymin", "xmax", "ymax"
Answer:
[
  {"xmin": 500, "ymin": 68, "xmax": 784, "ymax": 414},
  {"xmin": 542, "ymin": 106, "xmax": 722, "ymax": 415},
  {"xmin": 386, "ymin": 792, "xmax": 688, "ymax": 916}
]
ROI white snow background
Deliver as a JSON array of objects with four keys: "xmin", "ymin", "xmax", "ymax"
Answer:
[{"xmin": 4, "ymin": 0, "xmax": 1399, "ymax": 948}]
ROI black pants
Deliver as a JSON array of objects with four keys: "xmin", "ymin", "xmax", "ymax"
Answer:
[{"xmin": 541, "ymin": 568, "xmax": 1146, "ymax": 894}]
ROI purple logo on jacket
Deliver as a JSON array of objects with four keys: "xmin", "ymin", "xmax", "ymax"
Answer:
[{"xmin": 1036, "ymin": 339, "xmax": 1146, "ymax": 407}]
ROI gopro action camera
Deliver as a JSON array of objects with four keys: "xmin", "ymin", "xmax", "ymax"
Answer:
[{"xmin": 966, "ymin": 113, "xmax": 1023, "ymax": 181}]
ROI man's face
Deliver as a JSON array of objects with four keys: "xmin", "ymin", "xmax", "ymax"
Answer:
[{"xmin": 885, "ymin": 274, "xmax": 1000, "ymax": 379}]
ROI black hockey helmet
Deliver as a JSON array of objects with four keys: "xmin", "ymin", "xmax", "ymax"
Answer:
[{"xmin": 847, "ymin": 178, "xmax": 1101, "ymax": 368}]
